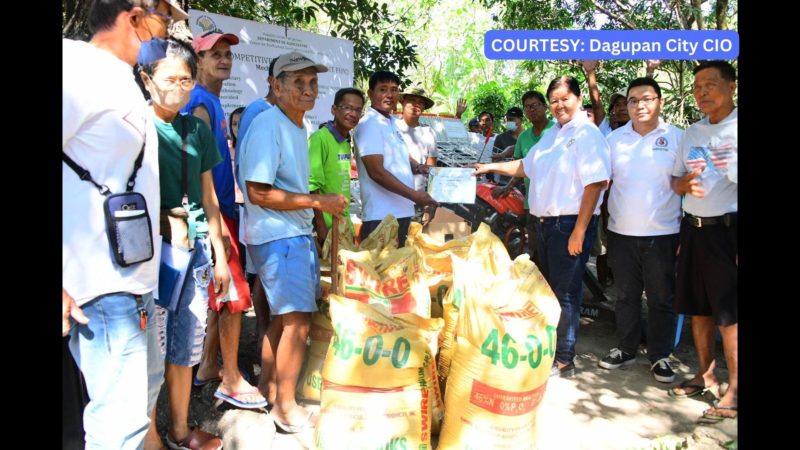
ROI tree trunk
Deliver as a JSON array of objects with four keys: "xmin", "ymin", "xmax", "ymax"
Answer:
[{"xmin": 715, "ymin": 0, "xmax": 729, "ymax": 29}]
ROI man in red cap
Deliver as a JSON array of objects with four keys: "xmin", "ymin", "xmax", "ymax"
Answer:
[{"xmin": 181, "ymin": 31, "xmax": 266, "ymax": 410}]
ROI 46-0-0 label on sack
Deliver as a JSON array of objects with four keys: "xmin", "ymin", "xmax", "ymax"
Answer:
[
  {"xmin": 332, "ymin": 323, "xmax": 412, "ymax": 369},
  {"xmin": 480, "ymin": 327, "xmax": 556, "ymax": 369}
]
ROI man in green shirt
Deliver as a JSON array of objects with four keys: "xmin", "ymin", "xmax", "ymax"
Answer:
[
  {"xmin": 309, "ymin": 87, "xmax": 365, "ymax": 245},
  {"xmin": 492, "ymin": 90, "xmax": 555, "ymax": 261}
]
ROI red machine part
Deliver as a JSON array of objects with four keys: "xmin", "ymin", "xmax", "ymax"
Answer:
[{"xmin": 475, "ymin": 181, "xmax": 526, "ymax": 216}]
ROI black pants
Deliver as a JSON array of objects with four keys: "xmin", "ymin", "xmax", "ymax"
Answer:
[
  {"xmin": 359, "ymin": 217, "xmax": 411, "ymax": 247},
  {"xmin": 63, "ymin": 336, "xmax": 89, "ymax": 449},
  {"xmin": 607, "ymin": 231, "xmax": 679, "ymax": 362}
]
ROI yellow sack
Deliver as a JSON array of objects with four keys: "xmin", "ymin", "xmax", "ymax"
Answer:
[
  {"xmin": 437, "ymin": 254, "xmax": 561, "ymax": 450},
  {"xmin": 338, "ymin": 246, "xmax": 431, "ymax": 317},
  {"xmin": 405, "ymin": 222, "xmax": 473, "ymax": 318},
  {"xmin": 322, "ymin": 294, "xmax": 442, "ymax": 389},
  {"xmin": 319, "ymin": 295, "xmax": 444, "ymax": 446},
  {"xmin": 297, "ymin": 297, "xmax": 333, "ymax": 402},
  {"xmin": 315, "ymin": 383, "xmax": 432, "ymax": 450},
  {"xmin": 436, "ymin": 223, "xmax": 512, "ymax": 390}
]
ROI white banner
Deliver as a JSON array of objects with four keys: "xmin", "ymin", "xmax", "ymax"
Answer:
[{"xmin": 188, "ymin": 10, "xmax": 355, "ymax": 133}]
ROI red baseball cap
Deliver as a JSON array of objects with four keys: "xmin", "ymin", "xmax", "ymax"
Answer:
[{"xmin": 192, "ymin": 31, "xmax": 240, "ymax": 53}]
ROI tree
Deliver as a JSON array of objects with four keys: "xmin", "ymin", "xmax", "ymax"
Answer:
[
  {"xmin": 62, "ymin": 0, "xmax": 419, "ymax": 85},
  {"xmin": 483, "ymin": 0, "xmax": 738, "ymax": 126}
]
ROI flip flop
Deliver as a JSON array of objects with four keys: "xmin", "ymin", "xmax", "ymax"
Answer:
[
  {"xmin": 213, "ymin": 387, "xmax": 268, "ymax": 409},
  {"xmin": 699, "ymin": 401, "xmax": 738, "ymax": 423},
  {"xmin": 194, "ymin": 366, "xmax": 253, "ymax": 387},
  {"xmin": 271, "ymin": 409, "xmax": 314, "ymax": 434},
  {"xmin": 668, "ymin": 380, "xmax": 714, "ymax": 398}
]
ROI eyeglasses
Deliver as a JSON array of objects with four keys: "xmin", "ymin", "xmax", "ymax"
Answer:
[
  {"xmin": 627, "ymin": 97, "xmax": 659, "ymax": 107},
  {"xmin": 524, "ymin": 103, "xmax": 544, "ymax": 111},
  {"xmin": 335, "ymin": 104, "xmax": 363, "ymax": 116},
  {"xmin": 154, "ymin": 77, "xmax": 195, "ymax": 91},
  {"xmin": 145, "ymin": 7, "xmax": 172, "ymax": 26}
]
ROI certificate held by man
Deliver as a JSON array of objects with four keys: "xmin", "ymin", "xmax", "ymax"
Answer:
[{"xmin": 427, "ymin": 167, "xmax": 476, "ymax": 204}]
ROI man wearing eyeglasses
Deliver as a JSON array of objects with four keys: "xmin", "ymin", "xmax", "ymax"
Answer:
[
  {"xmin": 308, "ymin": 87, "xmax": 366, "ymax": 246},
  {"xmin": 599, "ymin": 77, "xmax": 684, "ymax": 385},
  {"xmin": 62, "ymin": 1, "xmax": 185, "ymax": 448}
]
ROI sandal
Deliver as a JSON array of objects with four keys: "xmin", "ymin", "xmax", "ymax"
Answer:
[{"xmin": 668, "ymin": 380, "xmax": 716, "ymax": 398}]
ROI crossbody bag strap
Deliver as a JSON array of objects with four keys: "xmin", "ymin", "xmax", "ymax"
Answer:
[{"xmin": 180, "ymin": 115, "xmax": 189, "ymax": 207}]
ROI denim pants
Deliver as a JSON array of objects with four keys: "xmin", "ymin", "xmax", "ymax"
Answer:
[
  {"xmin": 69, "ymin": 291, "xmax": 164, "ymax": 450},
  {"xmin": 535, "ymin": 215, "xmax": 598, "ymax": 365},
  {"xmin": 607, "ymin": 231, "xmax": 679, "ymax": 362}
]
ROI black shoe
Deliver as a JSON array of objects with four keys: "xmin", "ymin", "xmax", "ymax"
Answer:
[
  {"xmin": 651, "ymin": 358, "xmax": 676, "ymax": 383},
  {"xmin": 550, "ymin": 361, "xmax": 576, "ymax": 378},
  {"xmin": 598, "ymin": 348, "xmax": 636, "ymax": 369}
]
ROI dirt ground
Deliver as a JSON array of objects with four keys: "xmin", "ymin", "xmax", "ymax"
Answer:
[{"xmin": 153, "ymin": 258, "xmax": 737, "ymax": 450}]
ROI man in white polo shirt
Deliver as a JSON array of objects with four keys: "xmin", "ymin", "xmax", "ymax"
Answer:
[
  {"xmin": 598, "ymin": 77, "xmax": 683, "ymax": 384},
  {"xmin": 355, "ymin": 70, "xmax": 438, "ymax": 246}
]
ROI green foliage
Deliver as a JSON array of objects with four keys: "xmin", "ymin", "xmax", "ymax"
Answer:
[
  {"xmin": 468, "ymin": 81, "xmax": 507, "ymax": 129},
  {"xmin": 62, "ymin": 0, "xmax": 419, "ymax": 86},
  {"xmin": 192, "ymin": 0, "xmax": 420, "ymax": 85}
]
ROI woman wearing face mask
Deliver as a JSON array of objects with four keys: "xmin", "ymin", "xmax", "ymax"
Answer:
[
  {"xmin": 475, "ymin": 76, "xmax": 611, "ymax": 380},
  {"xmin": 138, "ymin": 38, "xmax": 254, "ymax": 450}
]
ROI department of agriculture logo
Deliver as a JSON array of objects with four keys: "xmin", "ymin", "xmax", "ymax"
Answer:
[
  {"xmin": 655, "ymin": 137, "xmax": 668, "ymax": 147},
  {"xmin": 195, "ymin": 16, "xmax": 218, "ymax": 33}
]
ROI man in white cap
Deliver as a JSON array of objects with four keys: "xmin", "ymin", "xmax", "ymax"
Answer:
[
  {"xmin": 396, "ymin": 86, "xmax": 438, "ymax": 222},
  {"xmin": 238, "ymin": 51, "xmax": 348, "ymax": 432}
]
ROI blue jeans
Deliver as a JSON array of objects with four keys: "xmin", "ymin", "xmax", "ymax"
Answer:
[
  {"xmin": 535, "ymin": 215, "xmax": 598, "ymax": 365},
  {"xmin": 69, "ymin": 292, "xmax": 164, "ymax": 450},
  {"xmin": 607, "ymin": 231, "xmax": 679, "ymax": 362}
]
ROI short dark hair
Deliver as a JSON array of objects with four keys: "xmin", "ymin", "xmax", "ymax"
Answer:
[
  {"xmin": 89, "ymin": 0, "xmax": 155, "ymax": 35},
  {"xmin": 694, "ymin": 60, "xmax": 736, "ymax": 82},
  {"xmin": 229, "ymin": 106, "xmax": 246, "ymax": 145},
  {"xmin": 521, "ymin": 90, "xmax": 546, "ymax": 106},
  {"xmin": 268, "ymin": 57, "xmax": 277, "ymax": 77},
  {"xmin": 334, "ymin": 88, "xmax": 366, "ymax": 106},
  {"xmin": 627, "ymin": 77, "xmax": 662, "ymax": 98},
  {"xmin": 505, "ymin": 107, "xmax": 523, "ymax": 119},
  {"xmin": 478, "ymin": 111, "xmax": 494, "ymax": 121},
  {"xmin": 368, "ymin": 70, "xmax": 401, "ymax": 90},
  {"xmin": 140, "ymin": 38, "xmax": 198, "ymax": 79},
  {"xmin": 546, "ymin": 76, "xmax": 581, "ymax": 100},
  {"xmin": 582, "ymin": 104, "xmax": 594, "ymax": 110}
]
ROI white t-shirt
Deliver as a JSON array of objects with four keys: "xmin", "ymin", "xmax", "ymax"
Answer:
[
  {"xmin": 395, "ymin": 119, "xmax": 438, "ymax": 191},
  {"xmin": 522, "ymin": 111, "xmax": 611, "ymax": 217},
  {"xmin": 672, "ymin": 108, "xmax": 737, "ymax": 217},
  {"xmin": 599, "ymin": 117, "xmax": 613, "ymax": 136},
  {"xmin": 63, "ymin": 39, "xmax": 161, "ymax": 306},
  {"xmin": 354, "ymin": 107, "xmax": 415, "ymax": 221},
  {"xmin": 607, "ymin": 119, "xmax": 683, "ymax": 236}
]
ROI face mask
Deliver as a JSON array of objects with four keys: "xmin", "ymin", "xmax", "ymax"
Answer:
[
  {"xmin": 137, "ymin": 37, "xmax": 169, "ymax": 66},
  {"xmin": 505, "ymin": 121, "xmax": 518, "ymax": 131},
  {"xmin": 143, "ymin": 73, "xmax": 190, "ymax": 113}
]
